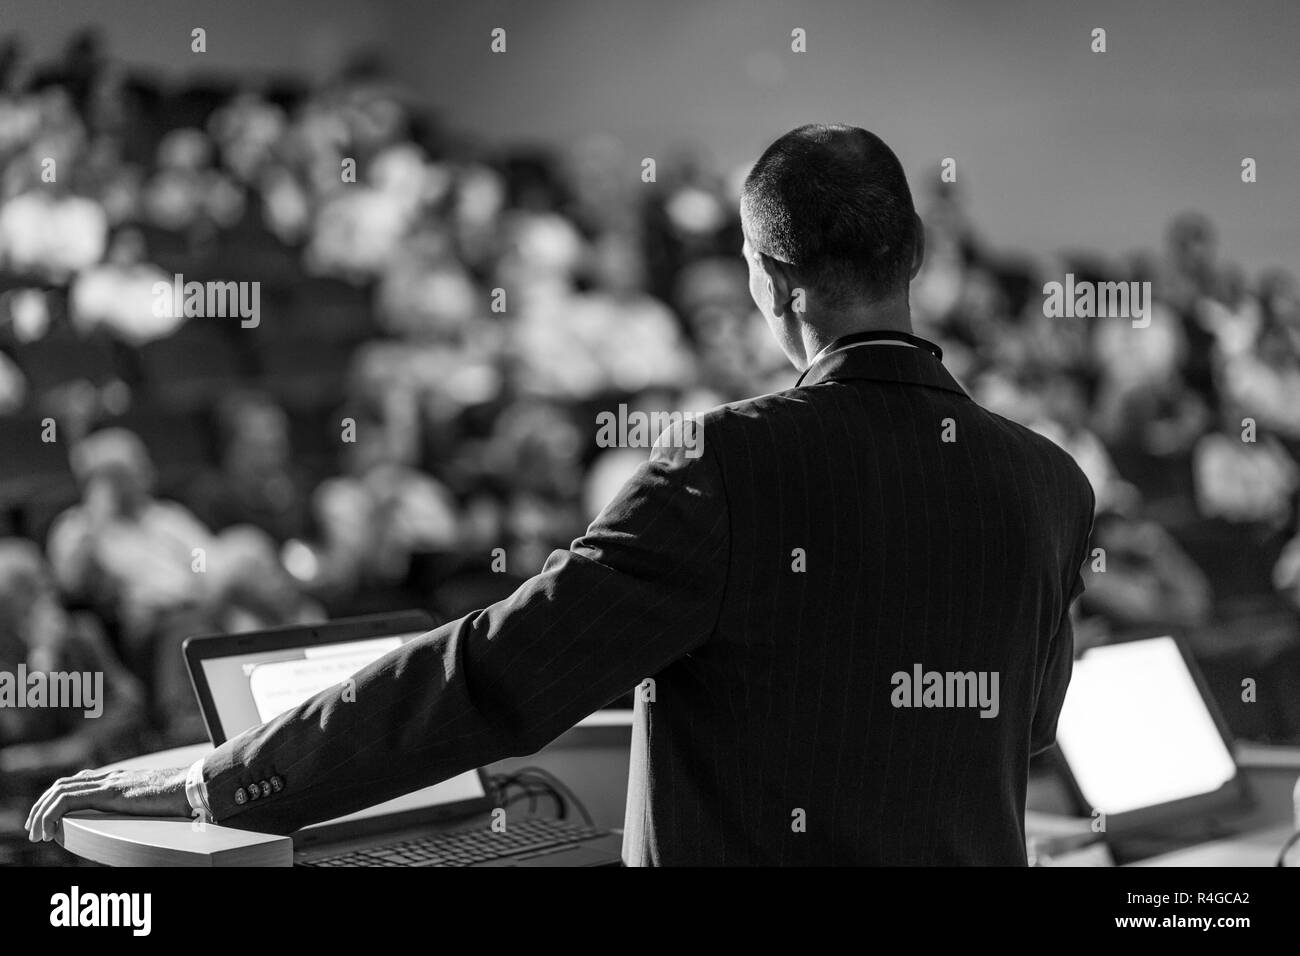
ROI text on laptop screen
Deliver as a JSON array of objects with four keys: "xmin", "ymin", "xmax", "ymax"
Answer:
[
  {"xmin": 199, "ymin": 632, "xmax": 486, "ymax": 821},
  {"xmin": 1054, "ymin": 636, "xmax": 1236, "ymax": 816}
]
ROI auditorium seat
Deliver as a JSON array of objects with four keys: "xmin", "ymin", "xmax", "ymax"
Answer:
[
  {"xmin": 208, "ymin": 229, "xmax": 300, "ymax": 293},
  {"xmin": 287, "ymin": 277, "xmax": 378, "ymax": 345},
  {"xmin": 256, "ymin": 335, "xmax": 353, "ymax": 409},
  {"xmin": 135, "ymin": 224, "xmax": 195, "ymax": 275},
  {"xmin": 138, "ymin": 323, "xmax": 244, "ymax": 409},
  {"xmin": 0, "ymin": 414, "xmax": 72, "ymax": 504},
  {"xmin": 286, "ymin": 405, "xmax": 339, "ymax": 477},
  {"xmin": 14, "ymin": 330, "xmax": 120, "ymax": 401}
]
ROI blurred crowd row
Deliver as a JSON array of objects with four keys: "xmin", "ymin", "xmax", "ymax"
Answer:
[{"xmin": 0, "ymin": 33, "xmax": 1298, "ymax": 851}]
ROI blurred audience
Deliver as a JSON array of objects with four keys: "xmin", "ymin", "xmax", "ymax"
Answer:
[
  {"xmin": 188, "ymin": 391, "xmax": 311, "ymax": 543},
  {"xmin": 0, "ymin": 30, "xmax": 1297, "ymax": 771},
  {"xmin": 46, "ymin": 428, "xmax": 212, "ymax": 658},
  {"xmin": 0, "ymin": 538, "xmax": 145, "ymax": 787}
]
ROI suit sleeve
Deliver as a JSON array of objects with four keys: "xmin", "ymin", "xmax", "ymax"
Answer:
[
  {"xmin": 1029, "ymin": 478, "xmax": 1095, "ymax": 757},
  {"xmin": 1029, "ymin": 604, "xmax": 1075, "ymax": 757},
  {"xmin": 201, "ymin": 431, "xmax": 729, "ymax": 833}
]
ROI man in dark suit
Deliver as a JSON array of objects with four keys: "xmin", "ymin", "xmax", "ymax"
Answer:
[{"xmin": 29, "ymin": 124, "xmax": 1094, "ymax": 865}]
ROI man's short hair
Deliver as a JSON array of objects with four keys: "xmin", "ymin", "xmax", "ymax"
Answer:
[{"xmin": 741, "ymin": 124, "xmax": 917, "ymax": 303}]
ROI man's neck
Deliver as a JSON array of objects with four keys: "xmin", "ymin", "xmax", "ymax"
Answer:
[{"xmin": 797, "ymin": 295, "xmax": 914, "ymax": 368}]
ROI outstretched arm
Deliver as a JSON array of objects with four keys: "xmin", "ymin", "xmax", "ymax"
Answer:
[{"xmin": 28, "ymin": 434, "xmax": 729, "ymax": 841}]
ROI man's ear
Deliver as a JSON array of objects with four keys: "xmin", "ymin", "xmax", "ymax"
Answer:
[
  {"xmin": 760, "ymin": 252, "xmax": 799, "ymax": 317},
  {"xmin": 909, "ymin": 213, "xmax": 926, "ymax": 280}
]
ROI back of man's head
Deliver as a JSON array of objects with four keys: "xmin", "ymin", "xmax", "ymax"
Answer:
[{"xmin": 741, "ymin": 124, "xmax": 917, "ymax": 306}]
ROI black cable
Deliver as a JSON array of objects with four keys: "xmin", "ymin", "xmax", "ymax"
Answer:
[
  {"xmin": 489, "ymin": 774, "xmax": 564, "ymax": 821},
  {"xmin": 510, "ymin": 766, "xmax": 596, "ymax": 827},
  {"xmin": 1275, "ymin": 829, "xmax": 1300, "ymax": 867},
  {"xmin": 500, "ymin": 788, "xmax": 559, "ymax": 818}
]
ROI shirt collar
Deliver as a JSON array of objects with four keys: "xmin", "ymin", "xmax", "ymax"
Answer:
[{"xmin": 795, "ymin": 330, "xmax": 967, "ymax": 396}]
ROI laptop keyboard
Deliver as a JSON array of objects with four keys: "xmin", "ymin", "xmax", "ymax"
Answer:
[{"xmin": 302, "ymin": 817, "xmax": 608, "ymax": 867}]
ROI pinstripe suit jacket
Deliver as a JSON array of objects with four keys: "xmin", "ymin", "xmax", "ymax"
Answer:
[{"xmin": 201, "ymin": 341, "xmax": 1096, "ymax": 865}]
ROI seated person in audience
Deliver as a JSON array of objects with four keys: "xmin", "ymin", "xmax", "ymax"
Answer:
[
  {"xmin": 46, "ymin": 428, "xmax": 214, "ymax": 663},
  {"xmin": 481, "ymin": 402, "xmax": 586, "ymax": 573},
  {"xmin": 208, "ymin": 526, "xmax": 326, "ymax": 634},
  {"xmin": 1090, "ymin": 301, "xmax": 1209, "ymax": 455},
  {"xmin": 1016, "ymin": 369, "xmax": 1140, "ymax": 516},
  {"xmin": 675, "ymin": 258, "xmax": 790, "ymax": 400},
  {"xmin": 69, "ymin": 228, "xmax": 179, "ymax": 346},
  {"xmin": 305, "ymin": 412, "xmax": 460, "ymax": 596},
  {"xmin": 187, "ymin": 391, "xmax": 311, "ymax": 543},
  {"xmin": 0, "ymin": 538, "xmax": 146, "ymax": 789},
  {"xmin": 151, "ymin": 526, "xmax": 326, "ymax": 745},
  {"xmin": 1220, "ymin": 269, "xmax": 1300, "ymax": 442},
  {"xmin": 1079, "ymin": 512, "xmax": 1213, "ymax": 630},
  {"xmin": 1192, "ymin": 406, "xmax": 1299, "ymax": 530}
]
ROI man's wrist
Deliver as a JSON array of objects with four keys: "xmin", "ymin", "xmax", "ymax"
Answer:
[{"xmin": 185, "ymin": 758, "xmax": 213, "ymax": 823}]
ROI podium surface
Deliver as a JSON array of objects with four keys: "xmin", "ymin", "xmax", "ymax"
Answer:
[
  {"xmin": 58, "ymin": 711, "xmax": 635, "ymax": 867},
  {"xmin": 56, "ymin": 725, "xmax": 1297, "ymax": 867}
]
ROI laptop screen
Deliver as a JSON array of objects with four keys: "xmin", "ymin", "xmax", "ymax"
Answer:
[
  {"xmin": 197, "ymin": 630, "xmax": 487, "ymax": 828},
  {"xmin": 1054, "ymin": 635, "xmax": 1237, "ymax": 817}
]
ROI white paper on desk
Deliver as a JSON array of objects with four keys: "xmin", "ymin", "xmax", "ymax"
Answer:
[{"xmin": 247, "ymin": 638, "xmax": 404, "ymax": 724}]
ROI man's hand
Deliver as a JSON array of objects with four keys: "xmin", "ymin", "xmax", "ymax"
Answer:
[{"xmin": 26, "ymin": 767, "xmax": 190, "ymax": 843}]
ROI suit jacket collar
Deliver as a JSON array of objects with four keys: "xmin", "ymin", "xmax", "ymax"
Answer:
[{"xmin": 795, "ymin": 334, "xmax": 969, "ymax": 398}]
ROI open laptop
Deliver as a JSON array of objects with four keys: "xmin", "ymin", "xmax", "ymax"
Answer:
[
  {"xmin": 1052, "ymin": 634, "xmax": 1266, "ymax": 862},
  {"xmin": 183, "ymin": 612, "xmax": 624, "ymax": 867}
]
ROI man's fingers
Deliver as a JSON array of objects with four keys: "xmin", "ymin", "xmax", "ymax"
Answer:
[
  {"xmin": 25, "ymin": 780, "xmax": 65, "ymax": 833},
  {"xmin": 26, "ymin": 767, "xmax": 191, "ymax": 843},
  {"xmin": 27, "ymin": 780, "xmax": 95, "ymax": 841},
  {"xmin": 38, "ymin": 788, "xmax": 106, "ymax": 842},
  {"xmin": 27, "ymin": 780, "xmax": 103, "ymax": 842},
  {"xmin": 24, "ymin": 769, "xmax": 107, "ymax": 830},
  {"xmin": 26, "ymin": 767, "xmax": 190, "ymax": 844}
]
